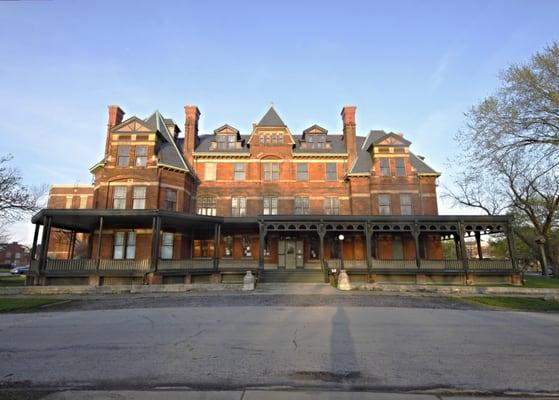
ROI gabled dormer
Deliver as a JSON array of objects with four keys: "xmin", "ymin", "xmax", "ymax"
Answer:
[
  {"xmin": 247, "ymin": 106, "xmax": 295, "ymax": 149},
  {"xmin": 300, "ymin": 124, "xmax": 332, "ymax": 150},
  {"xmin": 209, "ymin": 124, "xmax": 243, "ymax": 151},
  {"xmin": 369, "ymin": 132, "xmax": 412, "ymax": 154}
]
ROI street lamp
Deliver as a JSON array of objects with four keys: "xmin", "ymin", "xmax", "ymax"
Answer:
[{"xmin": 338, "ymin": 234, "xmax": 344, "ymax": 270}]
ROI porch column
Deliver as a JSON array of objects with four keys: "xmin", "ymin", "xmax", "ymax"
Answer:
[
  {"xmin": 317, "ymin": 223, "xmax": 326, "ymax": 272},
  {"xmin": 457, "ymin": 221, "xmax": 469, "ymax": 272},
  {"xmin": 38, "ymin": 216, "xmax": 51, "ymax": 272},
  {"xmin": 213, "ymin": 223, "xmax": 221, "ymax": 271},
  {"xmin": 505, "ymin": 222, "xmax": 518, "ymax": 272},
  {"xmin": 30, "ymin": 223, "xmax": 40, "ymax": 261},
  {"xmin": 413, "ymin": 223, "xmax": 421, "ymax": 270},
  {"xmin": 150, "ymin": 216, "xmax": 161, "ymax": 272},
  {"xmin": 258, "ymin": 222, "xmax": 267, "ymax": 270},
  {"xmin": 475, "ymin": 231, "xmax": 483, "ymax": 259},
  {"xmin": 364, "ymin": 224, "xmax": 372, "ymax": 273},
  {"xmin": 96, "ymin": 216, "xmax": 104, "ymax": 271},
  {"xmin": 68, "ymin": 231, "xmax": 76, "ymax": 260}
]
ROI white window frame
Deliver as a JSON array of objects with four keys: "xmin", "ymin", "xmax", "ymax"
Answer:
[
  {"xmin": 231, "ymin": 196, "xmax": 247, "ymax": 217},
  {"xmin": 263, "ymin": 196, "xmax": 278, "ymax": 215},
  {"xmin": 132, "ymin": 186, "xmax": 146, "ymax": 209},
  {"xmin": 113, "ymin": 186, "xmax": 127, "ymax": 209},
  {"xmin": 135, "ymin": 146, "xmax": 148, "ymax": 167},
  {"xmin": 160, "ymin": 232, "xmax": 174, "ymax": 259},
  {"xmin": 379, "ymin": 194, "xmax": 391, "ymax": 215}
]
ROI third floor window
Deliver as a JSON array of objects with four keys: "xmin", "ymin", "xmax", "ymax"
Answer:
[
  {"xmin": 326, "ymin": 163, "xmax": 337, "ymax": 181},
  {"xmin": 380, "ymin": 159, "xmax": 390, "ymax": 176},
  {"xmin": 135, "ymin": 146, "xmax": 148, "ymax": 167},
  {"xmin": 396, "ymin": 158, "xmax": 406, "ymax": 176},
  {"xmin": 117, "ymin": 146, "xmax": 130, "ymax": 167}
]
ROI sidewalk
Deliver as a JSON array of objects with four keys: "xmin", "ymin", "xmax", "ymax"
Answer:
[{"xmin": 36, "ymin": 389, "xmax": 558, "ymax": 399}]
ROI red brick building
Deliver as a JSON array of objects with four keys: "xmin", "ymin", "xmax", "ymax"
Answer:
[
  {"xmin": 0, "ymin": 242, "xmax": 30, "ymax": 267},
  {"xmin": 28, "ymin": 104, "xmax": 518, "ymax": 285}
]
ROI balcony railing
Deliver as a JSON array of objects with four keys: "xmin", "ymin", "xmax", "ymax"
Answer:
[
  {"xmin": 46, "ymin": 259, "xmax": 97, "ymax": 273},
  {"xmin": 99, "ymin": 259, "xmax": 150, "ymax": 272},
  {"xmin": 421, "ymin": 259, "xmax": 463, "ymax": 270},
  {"xmin": 219, "ymin": 259, "xmax": 259, "ymax": 269},
  {"xmin": 468, "ymin": 259, "xmax": 513, "ymax": 271},
  {"xmin": 371, "ymin": 259, "xmax": 417, "ymax": 269},
  {"xmin": 158, "ymin": 258, "xmax": 214, "ymax": 271}
]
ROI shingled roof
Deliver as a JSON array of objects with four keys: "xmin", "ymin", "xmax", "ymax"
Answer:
[
  {"xmin": 144, "ymin": 111, "xmax": 190, "ymax": 171},
  {"xmin": 257, "ymin": 106, "xmax": 286, "ymax": 127}
]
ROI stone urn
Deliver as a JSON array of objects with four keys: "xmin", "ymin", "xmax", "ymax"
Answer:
[
  {"xmin": 243, "ymin": 270, "xmax": 255, "ymax": 291},
  {"xmin": 337, "ymin": 269, "xmax": 352, "ymax": 291}
]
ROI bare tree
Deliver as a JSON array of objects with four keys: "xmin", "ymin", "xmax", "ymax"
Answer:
[
  {"xmin": 0, "ymin": 155, "xmax": 45, "ymax": 223},
  {"xmin": 445, "ymin": 43, "xmax": 559, "ymax": 276}
]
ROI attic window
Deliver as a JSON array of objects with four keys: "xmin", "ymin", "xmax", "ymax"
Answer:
[
  {"xmin": 217, "ymin": 134, "xmax": 236, "ymax": 150},
  {"xmin": 259, "ymin": 133, "xmax": 284, "ymax": 145},
  {"xmin": 307, "ymin": 134, "xmax": 326, "ymax": 149}
]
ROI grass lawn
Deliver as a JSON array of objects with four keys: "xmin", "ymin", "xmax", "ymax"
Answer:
[
  {"xmin": 0, "ymin": 297, "xmax": 66, "ymax": 313},
  {"xmin": 523, "ymin": 275, "xmax": 559, "ymax": 288},
  {"xmin": 0, "ymin": 275, "xmax": 26, "ymax": 286},
  {"xmin": 462, "ymin": 296, "xmax": 559, "ymax": 312}
]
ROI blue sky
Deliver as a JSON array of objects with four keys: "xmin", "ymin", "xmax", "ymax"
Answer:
[{"xmin": 1, "ymin": 0, "xmax": 557, "ymax": 243}]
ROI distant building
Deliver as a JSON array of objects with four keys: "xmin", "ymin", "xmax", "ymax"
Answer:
[
  {"xmin": 0, "ymin": 242, "xmax": 30, "ymax": 267},
  {"xmin": 28, "ymin": 104, "xmax": 519, "ymax": 286}
]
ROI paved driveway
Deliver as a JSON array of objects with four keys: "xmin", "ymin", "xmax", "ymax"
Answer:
[{"xmin": 1, "ymin": 300, "xmax": 558, "ymax": 393}]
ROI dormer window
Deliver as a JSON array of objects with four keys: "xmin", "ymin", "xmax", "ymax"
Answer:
[
  {"xmin": 307, "ymin": 134, "xmax": 326, "ymax": 149},
  {"xmin": 217, "ymin": 134, "xmax": 236, "ymax": 150},
  {"xmin": 259, "ymin": 132, "xmax": 284, "ymax": 145}
]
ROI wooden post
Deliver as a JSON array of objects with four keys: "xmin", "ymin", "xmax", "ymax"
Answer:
[
  {"xmin": 458, "ymin": 221, "xmax": 469, "ymax": 272},
  {"xmin": 96, "ymin": 217, "xmax": 104, "ymax": 271},
  {"xmin": 151, "ymin": 216, "xmax": 161, "ymax": 272},
  {"xmin": 30, "ymin": 223, "xmax": 40, "ymax": 261},
  {"xmin": 364, "ymin": 224, "xmax": 372, "ymax": 273},
  {"xmin": 258, "ymin": 222, "xmax": 266, "ymax": 270},
  {"xmin": 213, "ymin": 223, "xmax": 221, "ymax": 271},
  {"xmin": 475, "ymin": 231, "xmax": 483, "ymax": 259},
  {"xmin": 506, "ymin": 222, "xmax": 518, "ymax": 272},
  {"xmin": 38, "ymin": 216, "xmax": 50, "ymax": 272},
  {"xmin": 413, "ymin": 223, "xmax": 421, "ymax": 270}
]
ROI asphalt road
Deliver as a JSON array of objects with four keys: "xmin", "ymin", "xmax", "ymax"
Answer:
[{"xmin": 1, "ymin": 299, "xmax": 558, "ymax": 394}]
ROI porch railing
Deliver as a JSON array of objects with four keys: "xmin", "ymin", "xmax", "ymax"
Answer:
[
  {"xmin": 468, "ymin": 259, "xmax": 513, "ymax": 271},
  {"xmin": 98, "ymin": 259, "xmax": 150, "ymax": 272},
  {"xmin": 421, "ymin": 259, "xmax": 463, "ymax": 270},
  {"xmin": 158, "ymin": 258, "xmax": 214, "ymax": 271},
  {"xmin": 45, "ymin": 259, "xmax": 97, "ymax": 273},
  {"xmin": 219, "ymin": 259, "xmax": 259, "ymax": 269},
  {"xmin": 371, "ymin": 259, "xmax": 417, "ymax": 269}
]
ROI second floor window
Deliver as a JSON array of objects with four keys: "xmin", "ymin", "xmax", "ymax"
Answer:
[
  {"xmin": 205, "ymin": 163, "xmax": 217, "ymax": 181},
  {"xmin": 324, "ymin": 197, "xmax": 340, "ymax": 215},
  {"xmin": 231, "ymin": 196, "xmax": 247, "ymax": 217},
  {"xmin": 396, "ymin": 158, "xmax": 406, "ymax": 176},
  {"xmin": 132, "ymin": 186, "xmax": 146, "ymax": 209},
  {"xmin": 113, "ymin": 186, "xmax": 127, "ymax": 209},
  {"xmin": 379, "ymin": 194, "xmax": 391, "ymax": 215},
  {"xmin": 160, "ymin": 232, "xmax": 174, "ymax": 259},
  {"xmin": 197, "ymin": 196, "xmax": 217, "ymax": 216},
  {"xmin": 297, "ymin": 163, "xmax": 308, "ymax": 181},
  {"xmin": 117, "ymin": 146, "xmax": 130, "ymax": 167},
  {"xmin": 234, "ymin": 163, "xmax": 246, "ymax": 180},
  {"xmin": 135, "ymin": 146, "xmax": 148, "ymax": 167},
  {"xmin": 263, "ymin": 163, "xmax": 280, "ymax": 181},
  {"xmin": 380, "ymin": 159, "xmax": 390, "ymax": 176},
  {"xmin": 326, "ymin": 163, "xmax": 337, "ymax": 181},
  {"xmin": 263, "ymin": 196, "xmax": 278, "ymax": 215},
  {"xmin": 165, "ymin": 189, "xmax": 177, "ymax": 211},
  {"xmin": 294, "ymin": 196, "xmax": 309, "ymax": 215},
  {"xmin": 114, "ymin": 231, "xmax": 135, "ymax": 259},
  {"xmin": 400, "ymin": 194, "xmax": 412, "ymax": 215}
]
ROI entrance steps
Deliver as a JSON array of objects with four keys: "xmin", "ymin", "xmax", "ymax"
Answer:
[{"xmin": 259, "ymin": 269, "xmax": 327, "ymax": 283}]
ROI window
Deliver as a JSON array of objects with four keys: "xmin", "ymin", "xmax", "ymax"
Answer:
[
  {"xmin": 242, "ymin": 236, "xmax": 252, "ymax": 257},
  {"xmin": 165, "ymin": 189, "xmax": 177, "ymax": 211},
  {"xmin": 114, "ymin": 232, "xmax": 135, "ymax": 259},
  {"xmin": 380, "ymin": 158, "xmax": 390, "ymax": 176},
  {"xmin": 324, "ymin": 197, "xmax": 340, "ymax": 215},
  {"xmin": 396, "ymin": 158, "xmax": 406, "ymax": 176},
  {"xmin": 132, "ymin": 186, "xmax": 146, "ymax": 209},
  {"xmin": 379, "ymin": 194, "xmax": 391, "ymax": 215},
  {"xmin": 228, "ymin": 135, "xmax": 236, "ymax": 149},
  {"xmin": 161, "ymin": 233, "xmax": 174, "ymax": 259},
  {"xmin": 194, "ymin": 240, "xmax": 215, "ymax": 257},
  {"xmin": 117, "ymin": 146, "xmax": 130, "ymax": 167},
  {"xmin": 294, "ymin": 196, "xmax": 309, "ymax": 215},
  {"xmin": 326, "ymin": 163, "xmax": 337, "ymax": 181},
  {"xmin": 400, "ymin": 194, "xmax": 412, "ymax": 215},
  {"xmin": 217, "ymin": 135, "xmax": 226, "ymax": 150},
  {"xmin": 135, "ymin": 146, "xmax": 148, "ymax": 167},
  {"xmin": 234, "ymin": 163, "xmax": 246, "ymax": 181},
  {"xmin": 113, "ymin": 186, "xmax": 127, "ymax": 209},
  {"xmin": 309, "ymin": 239, "xmax": 319, "ymax": 259},
  {"xmin": 231, "ymin": 196, "xmax": 247, "ymax": 217},
  {"xmin": 197, "ymin": 197, "xmax": 217, "ymax": 216},
  {"xmin": 15, "ymin": 252, "xmax": 21, "ymax": 259},
  {"xmin": 223, "ymin": 236, "xmax": 233, "ymax": 257},
  {"xmin": 263, "ymin": 196, "xmax": 278, "ymax": 215},
  {"xmin": 308, "ymin": 134, "xmax": 326, "ymax": 149},
  {"xmin": 260, "ymin": 133, "xmax": 283, "ymax": 145},
  {"xmin": 297, "ymin": 163, "xmax": 308, "ymax": 181},
  {"xmin": 205, "ymin": 162, "xmax": 217, "ymax": 180},
  {"xmin": 263, "ymin": 163, "xmax": 280, "ymax": 181}
]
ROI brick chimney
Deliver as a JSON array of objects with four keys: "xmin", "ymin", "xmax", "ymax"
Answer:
[
  {"xmin": 341, "ymin": 106, "xmax": 357, "ymax": 169},
  {"xmin": 105, "ymin": 105, "xmax": 125, "ymax": 156},
  {"xmin": 184, "ymin": 105, "xmax": 200, "ymax": 166}
]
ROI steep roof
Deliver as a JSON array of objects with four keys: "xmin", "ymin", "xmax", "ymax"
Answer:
[
  {"xmin": 143, "ymin": 111, "xmax": 190, "ymax": 171},
  {"xmin": 257, "ymin": 106, "xmax": 286, "ymax": 127}
]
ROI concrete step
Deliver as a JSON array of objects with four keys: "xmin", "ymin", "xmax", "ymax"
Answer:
[{"xmin": 260, "ymin": 269, "xmax": 327, "ymax": 283}]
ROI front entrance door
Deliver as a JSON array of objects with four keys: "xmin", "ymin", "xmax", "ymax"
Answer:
[{"xmin": 278, "ymin": 239, "xmax": 304, "ymax": 269}]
